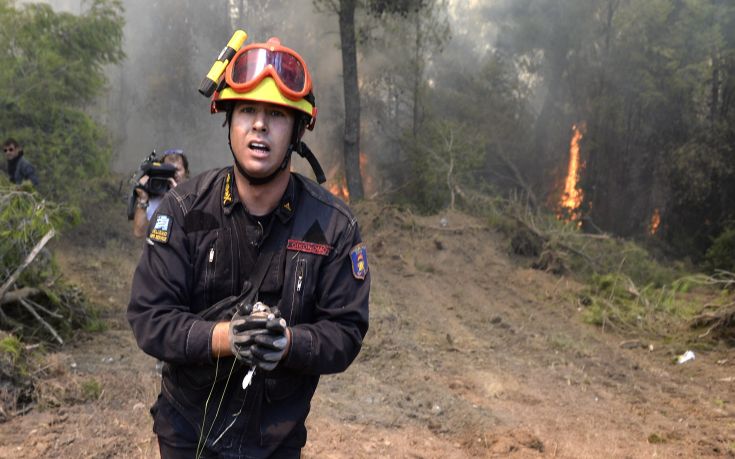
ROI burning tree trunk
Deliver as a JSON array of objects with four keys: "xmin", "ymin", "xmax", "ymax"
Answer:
[{"xmin": 558, "ymin": 123, "xmax": 586, "ymax": 222}]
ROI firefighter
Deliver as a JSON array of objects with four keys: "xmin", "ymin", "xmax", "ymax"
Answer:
[{"xmin": 127, "ymin": 36, "xmax": 370, "ymax": 458}]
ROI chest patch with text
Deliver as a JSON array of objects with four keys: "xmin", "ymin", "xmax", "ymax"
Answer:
[{"xmin": 287, "ymin": 239, "xmax": 332, "ymax": 256}]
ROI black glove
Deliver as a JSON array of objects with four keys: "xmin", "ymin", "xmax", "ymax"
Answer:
[
  {"xmin": 228, "ymin": 302, "xmax": 268, "ymax": 365},
  {"xmin": 249, "ymin": 315, "xmax": 290, "ymax": 371}
]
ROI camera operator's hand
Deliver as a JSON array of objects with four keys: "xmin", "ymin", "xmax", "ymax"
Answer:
[
  {"xmin": 249, "ymin": 315, "xmax": 291, "ymax": 371},
  {"xmin": 168, "ymin": 177, "xmax": 179, "ymax": 189},
  {"xmin": 135, "ymin": 175, "xmax": 151, "ymax": 202}
]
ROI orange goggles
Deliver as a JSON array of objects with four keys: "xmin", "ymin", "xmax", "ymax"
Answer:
[{"xmin": 225, "ymin": 40, "xmax": 312, "ymax": 101}]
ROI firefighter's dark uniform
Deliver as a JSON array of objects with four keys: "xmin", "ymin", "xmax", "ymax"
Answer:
[{"xmin": 127, "ymin": 167, "xmax": 370, "ymax": 458}]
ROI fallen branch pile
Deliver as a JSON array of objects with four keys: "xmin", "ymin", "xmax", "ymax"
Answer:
[{"xmin": 0, "ymin": 184, "xmax": 88, "ymax": 345}]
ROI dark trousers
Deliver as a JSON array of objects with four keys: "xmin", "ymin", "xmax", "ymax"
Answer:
[{"xmin": 157, "ymin": 438, "xmax": 301, "ymax": 459}]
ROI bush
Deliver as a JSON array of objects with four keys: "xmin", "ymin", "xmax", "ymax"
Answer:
[
  {"xmin": 705, "ymin": 227, "xmax": 735, "ymax": 273},
  {"xmin": 400, "ymin": 119, "xmax": 485, "ymax": 213},
  {"xmin": 0, "ymin": 332, "xmax": 36, "ymax": 420},
  {"xmin": 0, "ymin": 0, "xmax": 124, "ymax": 204},
  {"xmin": 0, "ymin": 179, "xmax": 94, "ymax": 343}
]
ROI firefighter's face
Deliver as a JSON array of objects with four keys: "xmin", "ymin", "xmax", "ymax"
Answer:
[{"xmin": 230, "ymin": 101, "xmax": 295, "ymax": 179}]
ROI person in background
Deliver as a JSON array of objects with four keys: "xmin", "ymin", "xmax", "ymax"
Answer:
[
  {"xmin": 3, "ymin": 138, "xmax": 39, "ymax": 187},
  {"xmin": 132, "ymin": 149, "xmax": 189, "ymax": 238},
  {"xmin": 127, "ymin": 36, "xmax": 370, "ymax": 458}
]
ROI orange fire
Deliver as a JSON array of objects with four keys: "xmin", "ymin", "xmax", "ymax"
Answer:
[
  {"xmin": 328, "ymin": 176, "xmax": 350, "ymax": 203},
  {"xmin": 649, "ymin": 208, "xmax": 661, "ymax": 235},
  {"xmin": 326, "ymin": 152, "xmax": 374, "ymax": 202},
  {"xmin": 559, "ymin": 123, "xmax": 586, "ymax": 219}
]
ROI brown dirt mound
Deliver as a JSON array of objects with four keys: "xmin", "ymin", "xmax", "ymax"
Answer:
[{"xmin": 0, "ymin": 200, "xmax": 733, "ymax": 458}]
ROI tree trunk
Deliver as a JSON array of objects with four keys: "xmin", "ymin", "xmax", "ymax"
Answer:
[
  {"xmin": 710, "ymin": 46, "xmax": 720, "ymax": 129},
  {"xmin": 412, "ymin": 10, "xmax": 421, "ymax": 140},
  {"xmin": 338, "ymin": 0, "xmax": 364, "ymax": 200}
]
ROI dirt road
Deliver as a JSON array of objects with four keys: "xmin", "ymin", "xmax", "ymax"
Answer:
[{"xmin": 1, "ymin": 202, "xmax": 733, "ymax": 458}]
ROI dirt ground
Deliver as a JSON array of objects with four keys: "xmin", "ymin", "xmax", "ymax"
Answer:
[{"xmin": 1, "ymin": 200, "xmax": 734, "ymax": 458}]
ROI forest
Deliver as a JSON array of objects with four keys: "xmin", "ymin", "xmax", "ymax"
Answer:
[
  {"xmin": 3, "ymin": 0, "xmax": 734, "ymax": 260},
  {"xmin": 1, "ymin": 0, "xmax": 735, "ymax": 456}
]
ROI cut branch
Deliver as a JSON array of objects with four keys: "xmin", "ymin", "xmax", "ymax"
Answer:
[
  {"xmin": 18, "ymin": 298, "xmax": 64, "ymax": 345},
  {"xmin": 0, "ymin": 287, "xmax": 40, "ymax": 305},
  {"xmin": 0, "ymin": 229, "xmax": 56, "ymax": 303}
]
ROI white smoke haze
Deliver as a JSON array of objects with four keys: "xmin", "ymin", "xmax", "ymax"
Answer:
[
  {"xmin": 27, "ymin": 0, "xmax": 346, "ymax": 179},
  {"xmin": 24, "ymin": 0, "xmax": 509, "ymax": 188}
]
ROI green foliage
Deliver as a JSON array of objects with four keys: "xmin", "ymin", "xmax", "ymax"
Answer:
[
  {"xmin": 0, "ymin": 180, "xmax": 94, "ymax": 343},
  {"xmin": 0, "ymin": 177, "xmax": 79, "ymax": 281},
  {"xmin": 647, "ymin": 433, "xmax": 666, "ymax": 445},
  {"xmin": 485, "ymin": 194, "xmax": 685, "ymax": 285},
  {"xmin": 401, "ymin": 119, "xmax": 485, "ymax": 213},
  {"xmin": 0, "ymin": 332, "xmax": 35, "ymax": 415},
  {"xmin": 0, "ymin": 0, "xmax": 124, "ymax": 203},
  {"xmin": 705, "ymin": 227, "xmax": 735, "ymax": 272},
  {"xmin": 81, "ymin": 378, "xmax": 102, "ymax": 401},
  {"xmin": 82, "ymin": 313, "xmax": 108, "ymax": 333},
  {"xmin": 580, "ymin": 273, "xmax": 703, "ymax": 336},
  {"xmin": 0, "ymin": 334, "xmax": 23, "ymax": 363},
  {"xmin": 570, "ymin": 237, "xmax": 682, "ymax": 288}
]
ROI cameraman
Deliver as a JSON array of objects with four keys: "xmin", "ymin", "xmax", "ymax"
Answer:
[{"xmin": 132, "ymin": 149, "xmax": 189, "ymax": 238}]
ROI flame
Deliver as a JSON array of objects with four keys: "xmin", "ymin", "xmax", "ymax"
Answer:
[
  {"xmin": 559, "ymin": 123, "xmax": 586, "ymax": 220},
  {"xmin": 649, "ymin": 208, "xmax": 661, "ymax": 235},
  {"xmin": 325, "ymin": 152, "xmax": 374, "ymax": 202},
  {"xmin": 328, "ymin": 176, "xmax": 350, "ymax": 202}
]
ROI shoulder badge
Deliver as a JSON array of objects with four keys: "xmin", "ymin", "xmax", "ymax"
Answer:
[
  {"xmin": 349, "ymin": 243, "xmax": 368, "ymax": 280},
  {"xmin": 149, "ymin": 214, "xmax": 172, "ymax": 244}
]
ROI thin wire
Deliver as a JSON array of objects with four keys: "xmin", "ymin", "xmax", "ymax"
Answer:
[{"xmin": 195, "ymin": 354, "xmax": 238, "ymax": 458}]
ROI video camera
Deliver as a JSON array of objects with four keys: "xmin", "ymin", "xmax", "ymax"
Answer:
[{"xmin": 126, "ymin": 150, "xmax": 177, "ymax": 220}]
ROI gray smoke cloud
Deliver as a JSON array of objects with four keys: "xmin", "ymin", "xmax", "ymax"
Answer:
[{"xmin": 29, "ymin": 0, "xmax": 346, "ymax": 179}]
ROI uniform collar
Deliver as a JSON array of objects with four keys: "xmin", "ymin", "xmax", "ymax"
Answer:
[{"xmin": 223, "ymin": 167, "xmax": 295, "ymax": 223}]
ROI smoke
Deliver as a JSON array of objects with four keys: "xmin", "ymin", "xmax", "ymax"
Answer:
[
  {"xmin": 28, "ymin": 0, "xmax": 507, "ymax": 192},
  {"xmin": 31, "ymin": 0, "xmax": 346, "ymax": 179}
]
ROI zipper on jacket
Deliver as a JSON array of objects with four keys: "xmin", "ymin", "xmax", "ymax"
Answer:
[
  {"xmin": 296, "ymin": 263, "xmax": 304, "ymax": 292},
  {"xmin": 290, "ymin": 258, "xmax": 307, "ymax": 324},
  {"xmin": 204, "ymin": 242, "xmax": 216, "ymax": 305}
]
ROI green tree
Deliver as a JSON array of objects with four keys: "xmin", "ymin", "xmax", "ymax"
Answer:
[{"xmin": 0, "ymin": 0, "xmax": 124, "ymax": 203}]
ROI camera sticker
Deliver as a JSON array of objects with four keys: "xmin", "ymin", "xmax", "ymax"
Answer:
[{"xmin": 149, "ymin": 214, "xmax": 172, "ymax": 244}]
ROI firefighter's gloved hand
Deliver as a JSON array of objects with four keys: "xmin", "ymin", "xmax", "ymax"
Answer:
[
  {"xmin": 249, "ymin": 314, "xmax": 290, "ymax": 371},
  {"xmin": 228, "ymin": 303, "xmax": 269, "ymax": 365}
]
